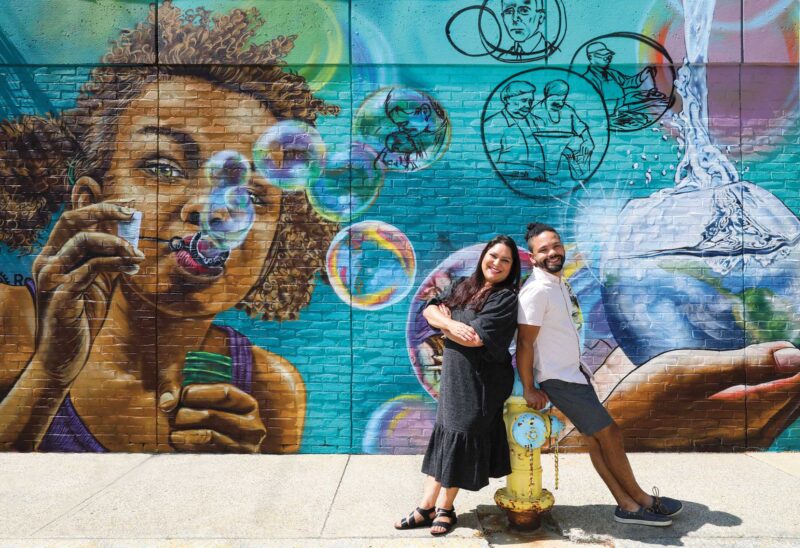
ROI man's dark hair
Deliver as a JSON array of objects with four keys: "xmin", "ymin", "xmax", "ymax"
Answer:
[{"xmin": 525, "ymin": 222, "xmax": 559, "ymax": 245}]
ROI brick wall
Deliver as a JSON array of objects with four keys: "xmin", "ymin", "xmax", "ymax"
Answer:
[{"xmin": 0, "ymin": 0, "xmax": 798, "ymax": 453}]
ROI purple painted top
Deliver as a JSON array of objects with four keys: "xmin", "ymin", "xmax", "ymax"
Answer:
[{"xmin": 38, "ymin": 324, "xmax": 254, "ymax": 453}]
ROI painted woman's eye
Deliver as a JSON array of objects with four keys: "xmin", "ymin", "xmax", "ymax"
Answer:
[
  {"xmin": 247, "ymin": 189, "xmax": 267, "ymax": 206},
  {"xmin": 144, "ymin": 158, "xmax": 186, "ymax": 179}
]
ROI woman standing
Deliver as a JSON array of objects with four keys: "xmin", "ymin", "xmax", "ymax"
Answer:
[{"xmin": 395, "ymin": 235, "xmax": 521, "ymax": 536}]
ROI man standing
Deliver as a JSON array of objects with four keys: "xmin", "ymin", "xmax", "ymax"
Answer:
[{"xmin": 516, "ymin": 222, "xmax": 682, "ymax": 526}]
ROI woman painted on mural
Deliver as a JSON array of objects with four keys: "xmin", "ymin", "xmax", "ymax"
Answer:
[{"xmin": 0, "ymin": 2, "xmax": 338, "ymax": 452}]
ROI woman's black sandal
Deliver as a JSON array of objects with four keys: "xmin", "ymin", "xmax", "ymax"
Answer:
[
  {"xmin": 394, "ymin": 507, "xmax": 435, "ymax": 530},
  {"xmin": 430, "ymin": 506, "xmax": 458, "ymax": 536}
]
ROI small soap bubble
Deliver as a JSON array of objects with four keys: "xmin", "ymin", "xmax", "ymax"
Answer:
[
  {"xmin": 306, "ymin": 143, "xmax": 384, "ymax": 222},
  {"xmin": 253, "ymin": 120, "xmax": 325, "ymax": 191}
]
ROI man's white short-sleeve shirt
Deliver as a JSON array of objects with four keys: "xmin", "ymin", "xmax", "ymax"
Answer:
[{"xmin": 517, "ymin": 266, "xmax": 587, "ymax": 385}]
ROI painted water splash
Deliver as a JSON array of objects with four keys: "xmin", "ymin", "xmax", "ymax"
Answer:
[
  {"xmin": 599, "ymin": 0, "xmax": 800, "ymax": 364},
  {"xmin": 608, "ymin": 0, "xmax": 800, "ymax": 277},
  {"xmin": 673, "ymin": 0, "xmax": 738, "ymax": 191}
]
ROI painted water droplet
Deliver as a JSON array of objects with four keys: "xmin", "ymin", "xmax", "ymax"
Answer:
[{"xmin": 633, "ymin": 162, "xmax": 639, "ymax": 169}]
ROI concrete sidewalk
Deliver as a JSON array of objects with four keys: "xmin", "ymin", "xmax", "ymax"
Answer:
[{"xmin": 1, "ymin": 452, "xmax": 798, "ymax": 547}]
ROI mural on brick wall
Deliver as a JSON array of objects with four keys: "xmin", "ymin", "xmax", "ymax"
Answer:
[{"xmin": 0, "ymin": 0, "xmax": 798, "ymax": 454}]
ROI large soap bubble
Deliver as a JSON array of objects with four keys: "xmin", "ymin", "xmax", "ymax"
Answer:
[
  {"xmin": 200, "ymin": 150, "xmax": 255, "ymax": 254},
  {"xmin": 326, "ymin": 221, "xmax": 416, "ymax": 311},
  {"xmin": 362, "ymin": 395, "xmax": 437, "ymax": 454},
  {"xmin": 253, "ymin": 120, "xmax": 325, "ymax": 190},
  {"xmin": 306, "ymin": 142, "xmax": 384, "ymax": 222},
  {"xmin": 353, "ymin": 87, "xmax": 450, "ymax": 172}
]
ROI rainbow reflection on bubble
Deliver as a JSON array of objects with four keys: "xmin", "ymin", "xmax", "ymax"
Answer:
[
  {"xmin": 326, "ymin": 221, "xmax": 416, "ymax": 311},
  {"xmin": 253, "ymin": 120, "xmax": 325, "ymax": 191},
  {"xmin": 200, "ymin": 150, "xmax": 255, "ymax": 252},
  {"xmin": 306, "ymin": 142, "xmax": 384, "ymax": 222}
]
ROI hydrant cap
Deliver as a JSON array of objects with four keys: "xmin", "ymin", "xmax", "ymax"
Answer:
[{"xmin": 511, "ymin": 412, "xmax": 548, "ymax": 449}]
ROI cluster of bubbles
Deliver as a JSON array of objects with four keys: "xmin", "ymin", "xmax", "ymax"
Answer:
[
  {"xmin": 199, "ymin": 150, "xmax": 256, "ymax": 257},
  {"xmin": 250, "ymin": 120, "xmax": 385, "ymax": 223},
  {"xmin": 326, "ymin": 221, "xmax": 417, "ymax": 311}
]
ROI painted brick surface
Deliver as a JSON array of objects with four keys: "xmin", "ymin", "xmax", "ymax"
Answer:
[{"xmin": 0, "ymin": 0, "xmax": 798, "ymax": 454}]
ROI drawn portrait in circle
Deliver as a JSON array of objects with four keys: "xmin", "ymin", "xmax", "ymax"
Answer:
[
  {"xmin": 482, "ymin": 68, "xmax": 609, "ymax": 199},
  {"xmin": 570, "ymin": 33, "xmax": 677, "ymax": 132},
  {"xmin": 353, "ymin": 87, "xmax": 451, "ymax": 172},
  {"xmin": 445, "ymin": 0, "xmax": 566, "ymax": 63}
]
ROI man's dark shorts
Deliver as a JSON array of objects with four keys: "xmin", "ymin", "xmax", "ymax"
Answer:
[{"xmin": 539, "ymin": 379, "xmax": 614, "ymax": 436}]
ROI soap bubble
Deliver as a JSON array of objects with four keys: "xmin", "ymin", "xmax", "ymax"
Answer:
[
  {"xmin": 326, "ymin": 221, "xmax": 416, "ymax": 310},
  {"xmin": 353, "ymin": 87, "xmax": 450, "ymax": 172},
  {"xmin": 362, "ymin": 395, "xmax": 437, "ymax": 454},
  {"xmin": 253, "ymin": 120, "xmax": 325, "ymax": 190},
  {"xmin": 306, "ymin": 142, "xmax": 384, "ymax": 222},
  {"xmin": 201, "ymin": 150, "xmax": 254, "ymax": 252}
]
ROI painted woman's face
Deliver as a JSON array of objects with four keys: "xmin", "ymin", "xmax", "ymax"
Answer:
[{"xmin": 95, "ymin": 76, "xmax": 284, "ymax": 317}]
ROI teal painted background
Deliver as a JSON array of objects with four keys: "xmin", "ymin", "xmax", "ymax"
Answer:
[{"xmin": 0, "ymin": 0, "xmax": 798, "ymax": 453}]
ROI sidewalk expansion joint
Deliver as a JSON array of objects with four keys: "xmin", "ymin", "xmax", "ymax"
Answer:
[
  {"xmin": 28, "ymin": 454, "xmax": 156, "ymax": 537},
  {"xmin": 320, "ymin": 453, "xmax": 351, "ymax": 537}
]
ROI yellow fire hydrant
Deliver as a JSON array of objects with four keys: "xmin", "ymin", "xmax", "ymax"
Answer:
[{"xmin": 494, "ymin": 396, "xmax": 564, "ymax": 530}]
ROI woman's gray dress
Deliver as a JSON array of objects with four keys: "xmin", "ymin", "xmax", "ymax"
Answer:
[{"xmin": 421, "ymin": 288, "xmax": 518, "ymax": 491}]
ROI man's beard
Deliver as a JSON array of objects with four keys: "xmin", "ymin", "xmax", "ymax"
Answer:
[{"xmin": 542, "ymin": 255, "xmax": 564, "ymax": 273}]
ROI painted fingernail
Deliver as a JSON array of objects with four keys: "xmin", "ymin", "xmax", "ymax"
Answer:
[
  {"xmin": 774, "ymin": 348, "xmax": 800, "ymax": 373},
  {"xmin": 123, "ymin": 265, "xmax": 140, "ymax": 275},
  {"xmin": 118, "ymin": 206, "xmax": 135, "ymax": 215},
  {"xmin": 134, "ymin": 249, "xmax": 145, "ymax": 258},
  {"xmin": 158, "ymin": 391, "xmax": 177, "ymax": 411}
]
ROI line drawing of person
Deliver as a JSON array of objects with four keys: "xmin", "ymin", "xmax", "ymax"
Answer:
[
  {"xmin": 0, "ymin": 2, "xmax": 339, "ymax": 453},
  {"xmin": 530, "ymin": 79, "xmax": 595, "ymax": 180},
  {"xmin": 484, "ymin": 80, "xmax": 546, "ymax": 182},
  {"xmin": 375, "ymin": 88, "xmax": 449, "ymax": 171},
  {"xmin": 498, "ymin": 0, "xmax": 554, "ymax": 61},
  {"xmin": 582, "ymin": 41, "xmax": 667, "ymax": 129}
]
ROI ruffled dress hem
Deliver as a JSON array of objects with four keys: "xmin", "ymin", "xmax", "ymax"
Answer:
[{"xmin": 421, "ymin": 418, "xmax": 511, "ymax": 491}]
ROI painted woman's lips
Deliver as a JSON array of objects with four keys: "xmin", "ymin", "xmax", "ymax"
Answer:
[
  {"xmin": 171, "ymin": 234, "xmax": 224, "ymax": 277},
  {"xmin": 175, "ymin": 249, "xmax": 214, "ymax": 276}
]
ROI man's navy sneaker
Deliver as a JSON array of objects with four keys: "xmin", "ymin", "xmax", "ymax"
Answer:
[
  {"xmin": 649, "ymin": 487, "xmax": 683, "ymax": 516},
  {"xmin": 613, "ymin": 506, "xmax": 673, "ymax": 527}
]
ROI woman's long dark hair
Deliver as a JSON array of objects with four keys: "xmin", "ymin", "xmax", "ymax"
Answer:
[{"xmin": 445, "ymin": 235, "xmax": 521, "ymax": 311}]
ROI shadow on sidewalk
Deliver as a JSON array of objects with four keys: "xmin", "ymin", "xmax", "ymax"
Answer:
[{"xmin": 476, "ymin": 501, "xmax": 741, "ymax": 545}]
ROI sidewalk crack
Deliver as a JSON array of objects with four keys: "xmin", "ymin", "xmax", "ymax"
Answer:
[
  {"xmin": 28, "ymin": 455, "xmax": 156, "ymax": 537},
  {"xmin": 320, "ymin": 454, "xmax": 351, "ymax": 536}
]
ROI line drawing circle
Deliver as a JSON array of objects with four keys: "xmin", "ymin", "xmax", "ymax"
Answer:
[
  {"xmin": 445, "ymin": 5, "xmax": 500, "ymax": 57},
  {"xmin": 477, "ymin": 0, "xmax": 566, "ymax": 63},
  {"xmin": 481, "ymin": 67, "xmax": 611, "ymax": 200},
  {"xmin": 570, "ymin": 32, "xmax": 677, "ymax": 133}
]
